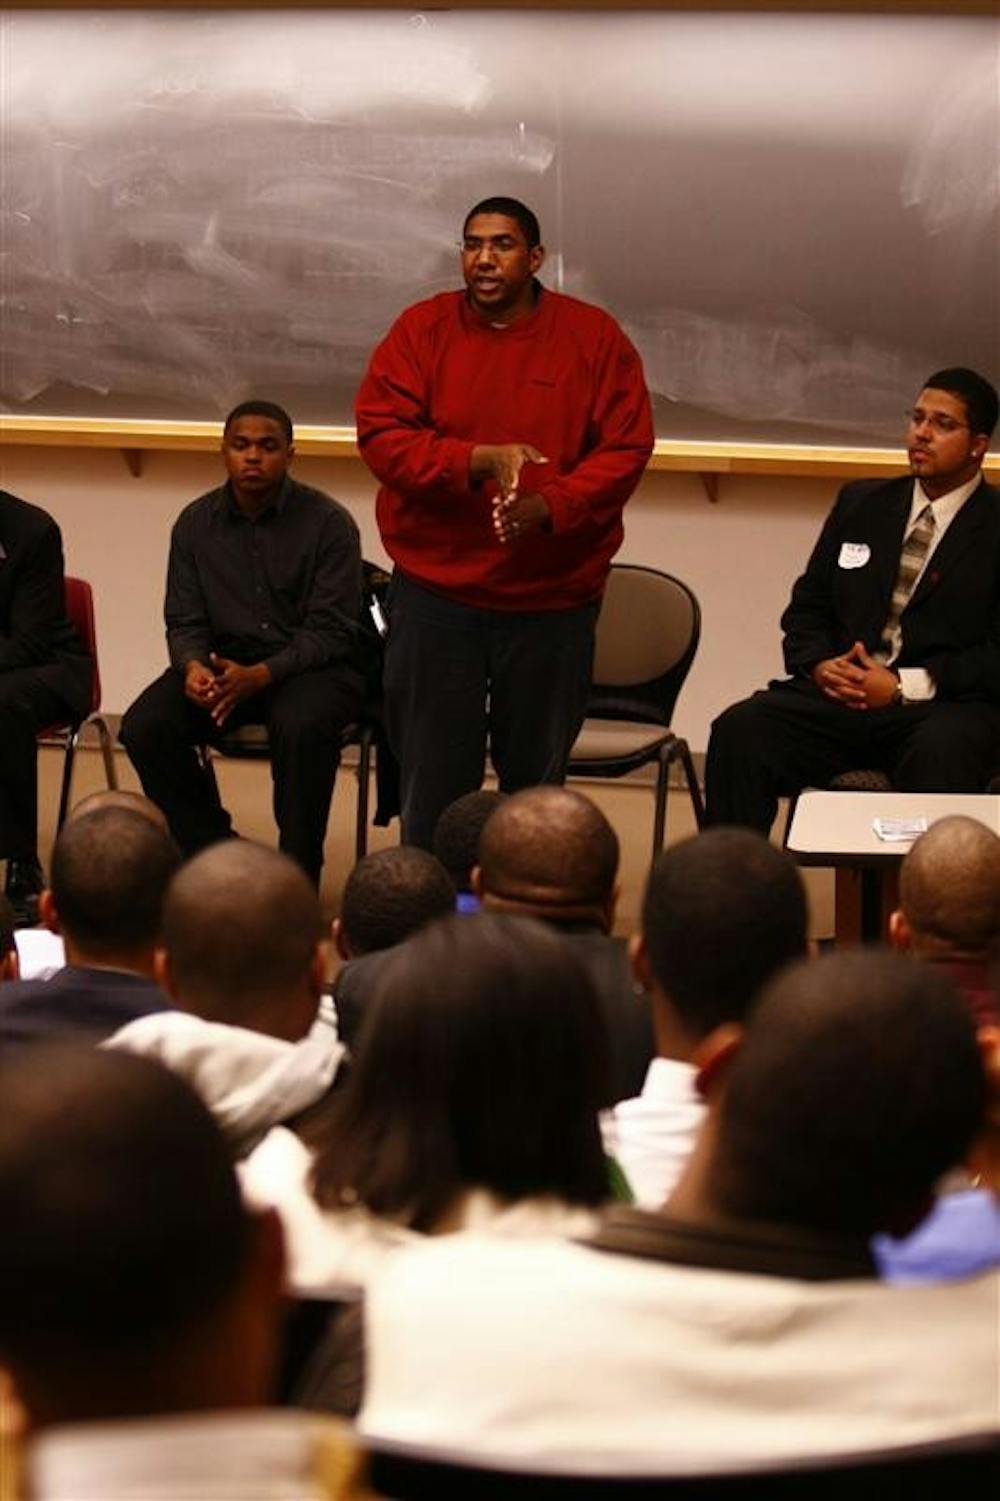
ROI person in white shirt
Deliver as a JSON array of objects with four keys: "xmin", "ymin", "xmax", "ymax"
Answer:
[
  {"xmin": 604, "ymin": 827, "xmax": 808, "ymax": 1207},
  {"xmin": 106, "ymin": 839, "xmax": 344, "ymax": 1158},
  {"xmin": 0, "ymin": 1047, "xmax": 360, "ymax": 1501},
  {"xmin": 361, "ymin": 950, "xmax": 998, "ymax": 1469},
  {"xmin": 706, "ymin": 366, "xmax": 1000, "ymax": 831}
]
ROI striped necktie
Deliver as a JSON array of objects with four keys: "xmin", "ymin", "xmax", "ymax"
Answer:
[{"xmin": 876, "ymin": 502, "xmax": 935, "ymax": 662}]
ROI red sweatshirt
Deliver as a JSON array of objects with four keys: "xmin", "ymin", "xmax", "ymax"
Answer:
[{"xmin": 355, "ymin": 287, "xmax": 654, "ymax": 611}]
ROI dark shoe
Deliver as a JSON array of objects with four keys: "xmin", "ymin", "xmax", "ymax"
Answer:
[{"xmin": 4, "ymin": 855, "xmax": 44, "ymax": 928}]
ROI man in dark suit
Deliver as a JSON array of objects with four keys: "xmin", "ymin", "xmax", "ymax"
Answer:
[
  {"xmin": 0, "ymin": 491, "xmax": 92, "ymax": 923},
  {"xmin": 706, "ymin": 367, "xmax": 1000, "ymax": 832}
]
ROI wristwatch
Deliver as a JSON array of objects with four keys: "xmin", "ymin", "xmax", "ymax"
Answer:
[{"xmin": 890, "ymin": 674, "xmax": 904, "ymax": 706}]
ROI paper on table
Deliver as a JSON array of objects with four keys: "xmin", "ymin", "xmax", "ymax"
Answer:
[{"xmin": 873, "ymin": 816, "xmax": 928, "ymax": 843}]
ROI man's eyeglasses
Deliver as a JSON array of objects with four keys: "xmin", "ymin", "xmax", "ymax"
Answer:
[
  {"xmin": 905, "ymin": 408, "xmax": 970, "ymax": 435},
  {"xmin": 460, "ymin": 236, "xmax": 522, "ymax": 255}
]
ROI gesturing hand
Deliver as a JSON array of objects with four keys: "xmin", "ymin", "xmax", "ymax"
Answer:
[
  {"xmin": 492, "ymin": 491, "xmax": 551, "ymax": 544},
  {"xmin": 470, "ymin": 443, "xmax": 548, "ymax": 501}
]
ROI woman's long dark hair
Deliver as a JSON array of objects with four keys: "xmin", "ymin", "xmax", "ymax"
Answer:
[{"xmin": 310, "ymin": 913, "xmax": 612, "ymax": 1231}]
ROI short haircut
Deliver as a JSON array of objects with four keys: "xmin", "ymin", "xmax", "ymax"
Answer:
[
  {"xmin": 711, "ymin": 951, "xmax": 986, "ymax": 1237},
  {"xmin": 0, "ymin": 893, "xmax": 16, "ymax": 958},
  {"xmin": 641, "ymin": 828, "xmax": 808, "ymax": 1037},
  {"xmin": 432, "ymin": 790, "xmax": 506, "ymax": 893},
  {"xmin": 463, "ymin": 196, "xmax": 542, "ymax": 249},
  {"xmin": 923, "ymin": 367, "xmax": 998, "ymax": 438},
  {"xmin": 340, "ymin": 846, "xmax": 456, "ymax": 956},
  {"xmin": 50, "ymin": 807, "xmax": 182, "ymax": 956},
  {"xmin": 69, "ymin": 788, "xmax": 168, "ymax": 831},
  {"xmin": 900, "ymin": 816, "xmax": 1000, "ymax": 954},
  {"xmin": 478, "ymin": 787, "xmax": 619, "ymax": 910},
  {"xmin": 0, "ymin": 1048, "xmax": 248, "ymax": 1382},
  {"xmin": 311, "ymin": 913, "xmax": 611, "ymax": 1228},
  {"xmin": 223, "ymin": 399, "xmax": 294, "ymax": 445},
  {"xmin": 160, "ymin": 840, "xmax": 324, "ymax": 1017}
]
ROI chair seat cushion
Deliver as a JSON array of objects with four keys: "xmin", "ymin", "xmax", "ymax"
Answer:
[
  {"xmin": 828, "ymin": 769, "xmax": 893, "ymax": 793},
  {"xmin": 570, "ymin": 721, "xmax": 673, "ymax": 763}
]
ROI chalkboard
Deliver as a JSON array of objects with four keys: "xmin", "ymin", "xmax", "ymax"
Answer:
[{"xmin": 2, "ymin": 8, "xmax": 997, "ymax": 444}]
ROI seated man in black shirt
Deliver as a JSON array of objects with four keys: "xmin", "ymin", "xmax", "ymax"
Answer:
[
  {"xmin": 121, "ymin": 401, "xmax": 362, "ymax": 886},
  {"xmin": 1, "ymin": 490, "xmax": 92, "ymax": 924}
]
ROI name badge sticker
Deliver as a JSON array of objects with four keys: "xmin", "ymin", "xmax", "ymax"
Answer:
[{"xmin": 838, "ymin": 542, "xmax": 870, "ymax": 570}]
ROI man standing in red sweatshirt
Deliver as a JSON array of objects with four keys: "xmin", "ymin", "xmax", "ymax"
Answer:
[{"xmin": 355, "ymin": 196, "xmax": 654, "ymax": 846}]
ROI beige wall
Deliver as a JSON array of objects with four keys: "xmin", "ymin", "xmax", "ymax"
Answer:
[{"xmin": 0, "ymin": 444, "xmax": 838, "ymax": 752}]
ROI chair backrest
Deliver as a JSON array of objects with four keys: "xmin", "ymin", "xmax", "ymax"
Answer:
[
  {"xmin": 587, "ymin": 565, "xmax": 700, "ymax": 729},
  {"xmin": 365, "ymin": 1430, "xmax": 1000, "ymax": 1500},
  {"xmin": 63, "ymin": 576, "xmax": 101, "ymax": 715}
]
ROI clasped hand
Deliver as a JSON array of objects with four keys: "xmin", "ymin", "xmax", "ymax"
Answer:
[
  {"xmin": 184, "ymin": 654, "xmax": 270, "ymax": 727},
  {"xmin": 811, "ymin": 641, "xmax": 899, "ymax": 710}
]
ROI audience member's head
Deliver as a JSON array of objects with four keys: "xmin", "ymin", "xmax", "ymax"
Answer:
[
  {"xmin": 892, "ymin": 816, "xmax": 1000, "ymax": 958},
  {"xmin": 636, "ymin": 828, "xmax": 808, "ymax": 1061},
  {"xmin": 311, "ymin": 913, "xmax": 611, "ymax": 1230},
  {"xmin": 68, "ymin": 788, "xmax": 169, "ymax": 831},
  {"xmin": 41, "ymin": 807, "xmax": 182, "ymax": 972},
  {"xmin": 432, "ymin": 790, "xmax": 505, "ymax": 895},
  {"xmin": 0, "ymin": 893, "xmax": 19, "ymax": 982},
  {"xmin": 157, "ymin": 841, "xmax": 327, "ymax": 1042},
  {"xmin": 335, "ymin": 846, "xmax": 456, "ymax": 959},
  {"xmin": 475, "ymin": 786, "xmax": 619, "ymax": 931},
  {"xmin": 688, "ymin": 951, "xmax": 986, "ymax": 1242},
  {"xmin": 0, "ymin": 1047, "xmax": 283, "ymax": 1430}
]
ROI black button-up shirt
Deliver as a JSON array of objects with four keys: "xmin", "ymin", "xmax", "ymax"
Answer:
[{"xmin": 165, "ymin": 476, "xmax": 361, "ymax": 685}]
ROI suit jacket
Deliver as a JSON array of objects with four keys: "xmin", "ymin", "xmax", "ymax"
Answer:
[
  {"xmin": 0, "ymin": 965, "xmax": 169, "ymax": 1055},
  {"xmin": 781, "ymin": 475, "xmax": 1000, "ymax": 703},
  {"xmin": 0, "ymin": 490, "xmax": 92, "ymax": 716}
]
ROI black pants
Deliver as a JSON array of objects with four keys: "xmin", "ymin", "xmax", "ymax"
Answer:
[
  {"xmin": 120, "ymin": 666, "xmax": 360, "ymax": 883},
  {"xmin": 705, "ymin": 678, "xmax": 1000, "ymax": 834},
  {"xmin": 384, "ymin": 572, "xmax": 598, "ymax": 848},
  {"xmin": 0, "ymin": 666, "xmax": 79, "ymax": 860}
]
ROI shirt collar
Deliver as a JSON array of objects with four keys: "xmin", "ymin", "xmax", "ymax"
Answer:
[
  {"xmin": 639, "ymin": 1056, "xmax": 700, "ymax": 1104},
  {"xmin": 218, "ymin": 474, "xmax": 291, "ymax": 521},
  {"xmin": 912, "ymin": 472, "xmax": 981, "ymax": 529}
]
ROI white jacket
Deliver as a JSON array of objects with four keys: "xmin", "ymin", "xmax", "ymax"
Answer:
[{"xmin": 104, "ymin": 998, "xmax": 344, "ymax": 1156}]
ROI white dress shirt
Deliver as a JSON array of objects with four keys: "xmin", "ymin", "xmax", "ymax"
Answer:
[
  {"xmin": 893, "ymin": 474, "xmax": 982, "ymax": 702},
  {"xmin": 601, "ymin": 1056, "xmax": 705, "ymax": 1209}
]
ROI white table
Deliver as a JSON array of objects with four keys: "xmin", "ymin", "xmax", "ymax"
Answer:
[{"xmin": 786, "ymin": 791, "xmax": 1000, "ymax": 940}]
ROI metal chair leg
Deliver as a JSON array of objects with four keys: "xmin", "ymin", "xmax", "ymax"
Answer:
[
  {"xmin": 355, "ymin": 726, "xmax": 373, "ymax": 862},
  {"xmin": 56, "ymin": 729, "xmax": 80, "ymax": 830},
  {"xmin": 674, "ymin": 738, "xmax": 704, "ymax": 828},
  {"xmin": 92, "ymin": 715, "xmax": 119, "ymax": 794},
  {"xmin": 651, "ymin": 751, "xmax": 670, "ymax": 859}
]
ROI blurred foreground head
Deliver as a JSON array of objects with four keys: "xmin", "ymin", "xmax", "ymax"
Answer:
[
  {"xmin": 0, "ymin": 1048, "xmax": 283, "ymax": 1430},
  {"xmin": 699, "ymin": 950, "xmax": 986, "ymax": 1240}
]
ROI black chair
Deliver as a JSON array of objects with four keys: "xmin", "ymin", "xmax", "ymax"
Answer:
[
  {"xmin": 365, "ymin": 1431, "xmax": 999, "ymax": 1500},
  {"xmin": 566, "ymin": 565, "xmax": 704, "ymax": 860}
]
